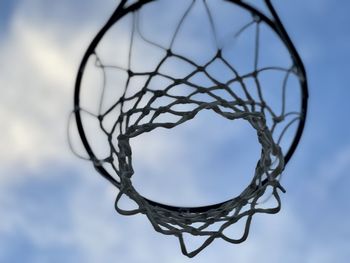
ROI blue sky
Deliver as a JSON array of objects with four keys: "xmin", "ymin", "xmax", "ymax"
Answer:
[{"xmin": 1, "ymin": 0, "xmax": 350, "ymax": 262}]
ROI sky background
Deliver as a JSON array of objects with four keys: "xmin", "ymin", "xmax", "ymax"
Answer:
[{"xmin": 1, "ymin": 0, "xmax": 350, "ymax": 262}]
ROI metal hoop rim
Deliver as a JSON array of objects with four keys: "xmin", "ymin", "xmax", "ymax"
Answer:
[{"xmin": 73, "ymin": 0, "xmax": 308, "ymax": 213}]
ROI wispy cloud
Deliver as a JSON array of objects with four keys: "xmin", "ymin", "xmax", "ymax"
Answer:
[{"xmin": 1, "ymin": 0, "xmax": 350, "ymax": 262}]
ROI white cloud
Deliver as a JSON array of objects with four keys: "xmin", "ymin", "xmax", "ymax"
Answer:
[
  {"xmin": 0, "ymin": 2, "xmax": 110, "ymax": 176},
  {"xmin": 1, "ymin": 0, "xmax": 349, "ymax": 262}
]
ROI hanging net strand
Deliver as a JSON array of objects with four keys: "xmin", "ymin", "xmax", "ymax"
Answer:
[{"xmin": 72, "ymin": 0, "xmax": 308, "ymax": 258}]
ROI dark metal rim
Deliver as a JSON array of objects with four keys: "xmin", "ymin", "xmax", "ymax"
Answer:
[{"xmin": 73, "ymin": 0, "xmax": 308, "ymax": 213}]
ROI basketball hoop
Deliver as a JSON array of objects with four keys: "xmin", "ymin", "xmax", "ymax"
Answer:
[{"xmin": 71, "ymin": 0, "xmax": 308, "ymax": 257}]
